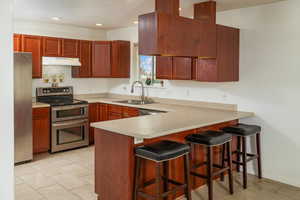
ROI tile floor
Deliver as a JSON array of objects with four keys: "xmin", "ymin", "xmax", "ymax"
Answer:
[{"xmin": 15, "ymin": 146, "xmax": 300, "ymax": 200}]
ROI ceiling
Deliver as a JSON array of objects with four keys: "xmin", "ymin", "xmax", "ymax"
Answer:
[{"xmin": 14, "ymin": 0, "xmax": 285, "ymax": 30}]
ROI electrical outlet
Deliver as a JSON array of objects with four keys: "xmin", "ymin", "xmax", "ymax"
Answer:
[{"xmin": 186, "ymin": 89, "xmax": 190, "ymax": 97}]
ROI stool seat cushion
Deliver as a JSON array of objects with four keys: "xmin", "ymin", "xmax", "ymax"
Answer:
[
  {"xmin": 135, "ymin": 140, "xmax": 190, "ymax": 162},
  {"xmin": 185, "ymin": 131, "xmax": 232, "ymax": 146},
  {"xmin": 222, "ymin": 123, "xmax": 261, "ymax": 136}
]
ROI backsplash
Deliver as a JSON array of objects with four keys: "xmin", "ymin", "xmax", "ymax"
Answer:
[{"xmin": 32, "ymin": 65, "xmax": 109, "ymax": 96}]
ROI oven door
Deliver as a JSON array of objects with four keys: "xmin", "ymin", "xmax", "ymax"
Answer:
[
  {"xmin": 52, "ymin": 104, "xmax": 88, "ymax": 122},
  {"xmin": 51, "ymin": 119, "xmax": 89, "ymax": 153}
]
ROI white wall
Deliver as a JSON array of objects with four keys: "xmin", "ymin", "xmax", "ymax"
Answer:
[
  {"xmin": 106, "ymin": 0, "xmax": 300, "ymax": 187},
  {"xmin": 14, "ymin": 20, "xmax": 109, "ymax": 96},
  {"xmin": 0, "ymin": 0, "xmax": 14, "ymax": 200}
]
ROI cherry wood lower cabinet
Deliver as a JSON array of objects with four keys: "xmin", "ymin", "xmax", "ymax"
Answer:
[
  {"xmin": 94, "ymin": 120, "xmax": 238, "ymax": 200},
  {"xmin": 88, "ymin": 103, "xmax": 99, "ymax": 145},
  {"xmin": 32, "ymin": 107, "xmax": 50, "ymax": 154}
]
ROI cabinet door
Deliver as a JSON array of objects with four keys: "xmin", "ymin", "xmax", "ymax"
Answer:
[
  {"xmin": 14, "ymin": 34, "xmax": 22, "ymax": 52},
  {"xmin": 62, "ymin": 39, "xmax": 79, "ymax": 58},
  {"xmin": 22, "ymin": 35, "xmax": 43, "ymax": 78},
  {"xmin": 92, "ymin": 41, "xmax": 111, "ymax": 77},
  {"xmin": 72, "ymin": 40, "xmax": 92, "ymax": 77},
  {"xmin": 172, "ymin": 57, "xmax": 192, "ymax": 80},
  {"xmin": 89, "ymin": 103, "xmax": 99, "ymax": 145},
  {"xmin": 156, "ymin": 56, "xmax": 173, "ymax": 79},
  {"xmin": 193, "ymin": 59, "xmax": 218, "ymax": 81},
  {"xmin": 111, "ymin": 41, "xmax": 130, "ymax": 78},
  {"xmin": 43, "ymin": 37, "xmax": 61, "ymax": 57},
  {"xmin": 99, "ymin": 103, "xmax": 108, "ymax": 121},
  {"xmin": 32, "ymin": 107, "xmax": 50, "ymax": 154},
  {"xmin": 123, "ymin": 106, "xmax": 139, "ymax": 118}
]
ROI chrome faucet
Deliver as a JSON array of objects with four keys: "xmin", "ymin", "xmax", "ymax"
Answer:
[{"xmin": 131, "ymin": 81, "xmax": 145, "ymax": 103}]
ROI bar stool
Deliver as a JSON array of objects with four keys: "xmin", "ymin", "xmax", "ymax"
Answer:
[
  {"xmin": 185, "ymin": 131, "xmax": 234, "ymax": 200},
  {"xmin": 221, "ymin": 123, "xmax": 262, "ymax": 189},
  {"xmin": 133, "ymin": 140, "xmax": 192, "ymax": 200}
]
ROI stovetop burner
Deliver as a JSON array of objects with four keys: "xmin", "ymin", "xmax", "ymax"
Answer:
[{"xmin": 36, "ymin": 86, "xmax": 88, "ymax": 106}]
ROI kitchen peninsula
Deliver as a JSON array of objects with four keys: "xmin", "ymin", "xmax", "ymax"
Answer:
[{"xmin": 90, "ymin": 97, "xmax": 254, "ymax": 200}]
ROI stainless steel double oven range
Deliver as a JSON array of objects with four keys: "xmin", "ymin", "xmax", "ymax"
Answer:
[{"xmin": 36, "ymin": 86, "xmax": 89, "ymax": 153}]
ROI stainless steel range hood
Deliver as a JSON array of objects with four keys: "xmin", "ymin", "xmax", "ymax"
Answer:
[{"xmin": 42, "ymin": 56, "xmax": 81, "ymax": 66}]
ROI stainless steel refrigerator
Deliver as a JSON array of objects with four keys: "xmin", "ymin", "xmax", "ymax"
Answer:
[{"xmin": 14, "ymin": 52, "xmax": 33, "ymax": 164}]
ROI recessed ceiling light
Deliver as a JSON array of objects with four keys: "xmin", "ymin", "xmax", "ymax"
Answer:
[
  {"xmin": 96, "ymin": 23, "xmax": 103, "ymax": 26},
  {"xmin": 133, "ymin": 21, "xmax": 138, "ymax": 24},
  {"xmin": 51, "ymin": 17, "xmax": 61, "ymax": 21}
]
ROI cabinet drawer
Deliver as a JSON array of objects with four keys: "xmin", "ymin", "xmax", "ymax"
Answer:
[
  {"xmin": 108, "ymin": 112, "xmax": 123, "ymax": 120},
  {"xmin": 123, "ymin": 107, "xmax": 139, "ymax": 118},
  {"xmin": 33, "ymin": 107, "xmax": 50, "ymax": 119},
  {"xmin": 108, "ymin": 104, "xmax": 123, "ymax": 114}
]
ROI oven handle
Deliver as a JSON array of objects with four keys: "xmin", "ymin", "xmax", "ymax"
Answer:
[
  {"xmin": 52, "ymin": 119, "xmax": 89, "ymax": 127},
  {"xmin": 52, "ymin": 104, "xmax": 88, "ymax": 111}
]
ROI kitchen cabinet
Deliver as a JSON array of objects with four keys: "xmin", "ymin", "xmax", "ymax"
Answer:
[
  {"xmin": 32, "ymin": 107, "xmax": 50, "ymax": 154},
  {"xmin": 98, "ymin": 103, "xmax": 108, "ymax": 121},
  {"xmin": 14, "ymin": 34, "xmax": 22, "ymax": 52},
  {"xmin": 21, "ymin": 35, "xmax": 43, "ymax": 78},
  {"xmin": 156, "ymin": 56, "xmax": 192, "ymax": 80},
  {"xmin": 72, "ymin": 40, "xmax": 92, "ymax": 78},
  {"xmin": 122, "ymin": 106, "xmax": 139, "ymax": 118},
  {"xmin": 192, "ymin": 25, "xmax": 239, "ymax": 82},
  {"xmin": 62, "ymin": 39, "xmax": 79, "ymax": 58},
  {"xmin": 156, "ymin": 56, "xmax": 173, "ymax": 79},
  {"xmin": 92, "ymin": 41, "xmax": 111, "ymax": 77},
  {"xmin": 43, "ymin": 37, "xmax": 61, "ymax": 57},
  {"xmin": 172, "ymin": 57, "xmax": 192, "ymax": 80},
  {"xmin": 107, "ymin": 104, "xmax": 123, "ymax": 120},
  {"xmin": 139, "ymin": 12, "xmax": 216, "ymax": 57},
  {"xmin": 111, "ymin": 41, "xmax": 130, "ymax": 78},
  {"xmin": 89, "ymin": 103, "xmax": 99, "ymax": 145}
]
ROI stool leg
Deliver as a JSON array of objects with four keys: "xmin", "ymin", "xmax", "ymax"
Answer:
[
  {"xmin": 163, "ymin": 161, "xmax": 169, "ymax": 200},
  {"xmin": 256, "ymin": 132, "xmax": 262, "ymax": 179},
  {"xmin": 184, "ymin": 154, "xmax": 192, "ymax": 200},
  {"xmin": 156, "ymin": 162, "xmax": 163, "ymax": 200},
  {"xmin": 207, "ymin": 146, "xmax": 213, "ymax": 200},
  {"xmin": 134, "ymin": 157, "xmax": 141, "ymax": 200},
  {"xmin": 227, "ymin": 141, "xmax": 234, "ymax": 194},
  {"xmin": 242, "ymin": 137, "xmax": 248, "ymax": 189},
  {"xmin": 220, "ymin": 143, "xmax": 226, "ymax": 181},
  {"xmin": 236, "ymin": 136, "xmax": 241, "ymax": 172}
]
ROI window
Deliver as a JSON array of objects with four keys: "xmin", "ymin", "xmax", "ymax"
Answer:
[
  {"xmin": 139, "ymin": 55, "xmax": 155, "ymax": 82},
  {"xmin": 133, "ymin": 43, "xmax": 164, "ymax": 87}
]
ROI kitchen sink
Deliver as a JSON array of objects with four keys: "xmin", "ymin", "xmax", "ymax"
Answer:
[{"xmin": 115, "ymin": 99, "xmax": 155, "ymax": 105}]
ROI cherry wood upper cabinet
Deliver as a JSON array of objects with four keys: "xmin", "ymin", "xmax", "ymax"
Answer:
[
  {"xmin": 72, "ymin": 40, "xmax": 92, "ymax": 78},
  {"xmin": 172, "ymin": 57, "xmax": 192, "ymax": 80},
  {"xmin": 43, "ymin": 37, "xmax": 61, "ymax": 57},
  {"xmin": 156, "ymin": 56, "xmax": 191, "ymax": 80},
  {"xmin": 111, "ymin": 41, "xmax": 130, "ymax": 78},
  {"xmin": 62, "ymin": 39, "xmax": 79, "ymax": 58},
  {"xmin": 139, "ymin": 12, "xmax": 216, "ymax": 57},
  {"xmin": 156, "ymin": 56, "xmax": 173, "ymax": 79},
  {"xmin": 13, "ymin": 34, "xmax": 22, "ymax": 52},
  {"xmin": 21, "ymin": 35, "xmax": 43, "ymax": 78},
  {"xmin": 32, "ymin": 107, "xmax": 50, "ymax": 154},
  {"xmin": 192, "ymin": 25, "xmax": 239, "ymax": 82},
  {"xmin": 92, "ymin": 41, "xmax": 111, "ymax": 77}
]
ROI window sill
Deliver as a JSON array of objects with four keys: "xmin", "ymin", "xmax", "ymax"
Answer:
[{"xmin": 135, "ymin": 84, "xmax": 166, "ymax": 89}]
